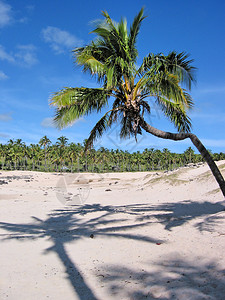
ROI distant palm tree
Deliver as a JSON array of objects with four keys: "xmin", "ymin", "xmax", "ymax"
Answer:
[
  {"xmin": 29, "ymin": 144, "xmax": 38, "ymax": 170},
  {"xmin": 14, "ymin": 139, "xmax": 27, "ymax": 169},
  {"xmin": 0, "ymin": 143, "xmax": 7, "ymax": 169},
  {"xmin": 184, "ymin": 147, "xmax": 195, "ymax": 164},
  {"xmin": 67, "ymin": 142, "xmax": 80, "ymax": 172},
  {"xmin": 56, "ymin": 136, "xmax": 68, "ymax": 148},
  {"xmin": 39, "ymin": 136, "xmax": 51, "ymax": 169},
  {"xmin": 7, "ymin": 139, "xmax": 14, "ymax": 146},
  {"xmin": 15, "ymin": 139, "xmax": 24, "ymax": 146},
  {"xmin": 50, "ymin": 8, "xmax": 225, "ymax": 196},
  {"xmin": 55, "ymin": 136, "xmax": 69, "ymax": 170}
]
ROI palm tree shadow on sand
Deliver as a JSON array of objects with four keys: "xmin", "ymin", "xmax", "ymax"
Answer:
[
  {"xmin": 98, "ymin": 258, "xmax": 225, "ymax": 299},
  {"xmin": 0, "ymin": 203, "xmax": 163, "ymax": 299},
  {"xmin": 0, "ymin": 200, "xmax": 224, "ymax": 299},
  {"xmin": 129, "ymin": 200, "xmax": 225, "ymax": 231}
]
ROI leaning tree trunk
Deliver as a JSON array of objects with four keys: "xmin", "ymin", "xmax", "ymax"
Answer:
[{"xmin": 139, "ymin": 118, "xmax": 225, "ymax": 197}]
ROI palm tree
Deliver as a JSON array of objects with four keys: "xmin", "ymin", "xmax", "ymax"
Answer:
[
  {"xmin": 0, "ymin": 143, "xmax": 7, "ymax": 170},
  {"xmin": 39, "ymin": 136, "xmax": 51, "ymax": 170},
  {"xmin": 67, "ymin": 142, "xmax": 80, "ymax": 172},
  {"xmin": 162, "ymin": 148, "xmax": 172, "ymax": 170},
  {"xmin": 29, "ymin": 144, "xmax": 37, "ymax": 170},
  {"xmin": 184, "ymin": 147, "xmax": 195, "ymax": 164},
  {"xmin": 56, "ymin": 136, "xmax": 69, "ymax": 170},
  {"xmin": 13, "ymin": 139, "xmax": 27, "ymax": 169},
  {"xmin": 50, "ymin": 8, "xmax": 225, "ymax": 196},
  {"xmin": 56, "ymin": 136, "xmax": 68, "ymax": 148}
]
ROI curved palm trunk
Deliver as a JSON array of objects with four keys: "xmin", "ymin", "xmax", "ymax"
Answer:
[{"xmin": 140, "ymin": 118, "xmax": 225, "ymax": 197}]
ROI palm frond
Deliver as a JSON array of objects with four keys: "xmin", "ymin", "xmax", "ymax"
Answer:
[
  {"xmin": 119, "ymin": 110, "xmax": 142, "ymax": 140},
  {"xmin": 120, "ymin": 111, "xmax": 134, "ymax": 139},
  {"xmin": 156, "ymin": 96, "xmax": 192, "ymax": 132},
  {"xmin": 108, "ymin": 98, "xmax": 123, "ymax": 125},
  {"xmin": 138, "ymin": 52, "xmax": 196, "ymax": 90},
  {"xmin": 53, "ymin": 105, "xmax": 81, "ymax": 129},
  {"xmin": 74, "ymin": 44, "xmax": 105, "ymax": 77},
  {"xmin": 165, "ymin": 51, "xmax": 196, "ymax": 89},
  {"xmin": 137, "ymin": 53, "xmax": 157, "ymax": 75},
  {"xmin": 50, "ymin": 87, "xmax": 111, "ymax": 128},
  {"xmin": 50, "ymin": 87, "xmax": 78, "ymax": 107},
  {"xmin": 140, "ymin": 100, "xmax": 151, "ymax": 115},
  {"xmin": 140, "ymin": 68, "xmax": 194, "ymax": 111},
  {"xmin": 156, "ymin": 72, "xmax": 194, "ymax": 109},
  {"xmin": 101, "ymin": 11, "xmax": 119, "ymax": 33},
  {"xmin": 84, "ymin": 113, "xmax": 110, "ymax": 151},
  {"xmin": 128, "ymin": 7, "xmax": 146, "ymax": 61},
  {"xmin": 118, "ymin": 17, "xmax": 128, "ymax": 44}
]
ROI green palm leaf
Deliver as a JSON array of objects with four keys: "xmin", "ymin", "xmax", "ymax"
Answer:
[
  {"xmin": 84, "ymin": 112, "xmax": 110, "ymax": 150},
  {"xmin": 128, "ymin": 7, "xmax": 146, "ymax": 61},
  {"xmin": 51, "ymin": 87, "xmax": 111, "ymax": 128},
  {"xmin": 156, "ymin": 95, "xmax": 192, "ymax": 132}
]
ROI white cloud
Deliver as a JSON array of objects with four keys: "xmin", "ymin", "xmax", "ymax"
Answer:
[
  {"xmin": 42, "ymin": 26, "xmax": 83, "ymax": 54},
  {"xmin": 0, "ymin": 70, "xmax": 8, "ymax": 80},
  {"xmin": 0, "ymin": 44, "xmax": 38, "ymax": 67},
  {"xmin": 0, "ymin": 132, "xmax": 9, "ymax": 138},
  {"xmin": 15, "ymin": 44, "xmax": 38, "ymax": 67},
  {"xmin": 0, "ymin": 1, "xmax": 12, "ymax": 28},
  {"xmin": 26, "ymin": 5, "xmax": 35, "ymax": 13},
  {"xmin": 190, "ymin": 112, "xmax": 225, "ymax": 123},
  {"xmin": 0, "ymin": 113, "xmax": 12, "ymax": 122},
  {"xmin": 41, "ymin": 117, "xmax": 56, "ymax": 128},
  {"xmin": 192, "ymin": 85, "xmax": 225, "ymax": 99},
  {"xmin": 41, "ymin": 117, "xmax": 84, "ymax": 128},
  {"xmin": 201, "ymin": 139, "xmax": 225, "ymax": 149},
  {"xmin": 0, "ymin": 45, "xmax": 15, "ymax": 62},
  {"xmin": 198, "ymin": 86, "xmax": 225, "ymax": 94}
]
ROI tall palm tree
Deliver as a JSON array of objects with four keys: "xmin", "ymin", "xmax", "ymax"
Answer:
[
  {"xmin": 55, "ymin": 136, "xmax": 69, "ymax": 170},
  {"xmin": 67, "ymin": 142, "xmax": 80, "ymax": 172},
  {"xmin": 50, "ymin": 8, "xmax": 225, "ymax": 196},
  {"xmin": 29, "ymin": 144, "xmax": 38, "ymax": 170},
  {"xmin": 39, "ymin": 136, "xmax": 51, "ymax": 170}
]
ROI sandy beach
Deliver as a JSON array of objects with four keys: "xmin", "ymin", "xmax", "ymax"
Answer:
[{"xmin": 0, "ymin": 161, "xmax": 225, "ymax": 299}]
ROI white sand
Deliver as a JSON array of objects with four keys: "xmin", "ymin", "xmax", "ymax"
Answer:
[{"xmin": 0, "ymin": 161, "xmax": 225, "ymax": 300}]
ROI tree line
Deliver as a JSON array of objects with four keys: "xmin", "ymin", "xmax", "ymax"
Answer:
[{"xmin": 0, "ymin": 135, "xmax": 224, "ymax": 173}]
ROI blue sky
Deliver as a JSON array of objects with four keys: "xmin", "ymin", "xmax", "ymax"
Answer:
[{"xmin": 0, "ymin": 0, "xmax": 225, "ymax": 153}]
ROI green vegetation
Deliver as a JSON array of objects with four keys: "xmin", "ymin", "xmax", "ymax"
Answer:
[{"xmin": 1, "ymin": 137, "xmax": 224, "ymax": 173}]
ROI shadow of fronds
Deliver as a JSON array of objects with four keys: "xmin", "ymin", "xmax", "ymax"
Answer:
[
  {"xmin": 97, "ymin": 257, "xmax": 225, "ymax": 299},
  {"xmin": 0, "ymin": 203, "xmax": 163, "ymax": 299}
]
